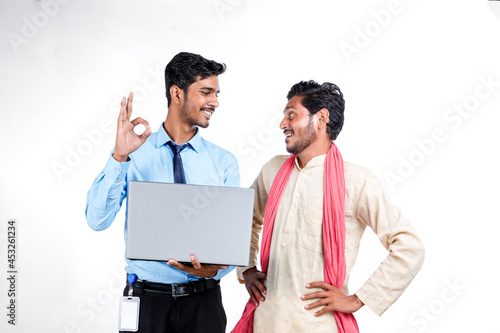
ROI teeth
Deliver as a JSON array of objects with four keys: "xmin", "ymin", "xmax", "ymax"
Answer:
[
  {"xmin": 285, "ymin": 133, "xmax": 292, "ymax": 137},
  {"xmin": 202, "ymin": 110, "xmax": 213, "ymax": 116}
]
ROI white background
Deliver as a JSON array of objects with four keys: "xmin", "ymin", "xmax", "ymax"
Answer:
[{"xmin": 1, "ymin": 0, "xmax": 500, "ymax": 332}]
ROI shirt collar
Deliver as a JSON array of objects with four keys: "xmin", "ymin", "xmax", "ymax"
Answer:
[
  {"xmin": 155, "ymin": 123, "xmax": 201, "ymax": 153},
  {"xmin": 294, "ymin": 154, "xmax": 326, "ymax": 171}
]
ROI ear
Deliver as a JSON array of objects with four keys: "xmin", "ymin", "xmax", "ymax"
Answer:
[
  {"xmin": 317, "ymin": 108, "xmax": 329, "ymax": 129},
  {"xmin": 170, "ymin": 85, "xmax": 184, "ymax": 106}
]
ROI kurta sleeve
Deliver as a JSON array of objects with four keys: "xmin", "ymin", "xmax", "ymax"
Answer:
[
  {"xmin": 236, "ymin": 169, "xmax": 268, "ymax": 283},
  {"xmin": 235, "ymin": 155, "xmax": 289, "ymax": 283},
  {"xmin": 353, "ymin": 169, "xmax": 425, "ymax": 316}
]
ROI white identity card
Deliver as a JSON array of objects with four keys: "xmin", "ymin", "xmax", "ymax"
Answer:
[{"xmin": 118, "ymin": 296, "xmax": 140, "ymax": 332}]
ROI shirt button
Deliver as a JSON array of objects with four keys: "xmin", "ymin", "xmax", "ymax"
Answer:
[{"xmin": 115, "ymin": 168, "xmax": 119, "ymax": 172}]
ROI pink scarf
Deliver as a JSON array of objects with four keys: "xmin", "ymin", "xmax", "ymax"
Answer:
[{"xmin": 231, "ymin": 143, "xmax": 359, "ymax": 333}]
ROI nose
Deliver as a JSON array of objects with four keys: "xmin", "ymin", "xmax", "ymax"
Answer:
[
  {"xmin": 208, "ymin": 94, "xmax": 219, "ymax": 108},
  {"xmin": 280, "ymin": 116, "xmax": 288, "ymax": 130}
]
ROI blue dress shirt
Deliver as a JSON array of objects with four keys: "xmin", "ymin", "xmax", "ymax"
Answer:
[{"xmin": 85, "ymin": 124, "xmax": 240, "ymax": 283}]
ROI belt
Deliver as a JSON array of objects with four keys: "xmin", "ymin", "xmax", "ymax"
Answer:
[{"xmin": 131, "ymin": 278, "xmax": 220, "ymax": 297}]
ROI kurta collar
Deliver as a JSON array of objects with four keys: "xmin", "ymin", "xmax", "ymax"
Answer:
[{"xmin": 294, "ymin": 154, "xmax": 326, "ymax": 171}]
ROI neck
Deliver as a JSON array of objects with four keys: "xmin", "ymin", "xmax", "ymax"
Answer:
[
  {"xmin": 296, "ymin": 139, "xmax": 331, "ymax": 169},
  {"xmin": 164, "ymin": 111, "xmax": 197, "ymax": 144}
]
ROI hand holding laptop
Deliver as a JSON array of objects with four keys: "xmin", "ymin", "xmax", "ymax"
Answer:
[
  {"xmin": 167, "ymin": 255, "xmax": 229, "ymax": 278},
  {"xmin": 126, "ymin": 181, "xmax": 254, "ymax": 266}
]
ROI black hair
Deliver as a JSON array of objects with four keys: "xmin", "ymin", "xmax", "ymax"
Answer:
[
  {"xmin": 286, "ymin": 80, "xmax": 345, "ymax": 141},
  {"xmin": 164, "ymin": 52, "xmax": 226, "ymax": 106}
]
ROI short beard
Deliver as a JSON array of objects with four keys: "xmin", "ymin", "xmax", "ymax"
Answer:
[
  {"xmin": 180, "ymin": 99, "xmax": 209, "ymax": 129},
  {"xmin": 286, "ymin": 117, "xmax": 317, "ymax": 154}
]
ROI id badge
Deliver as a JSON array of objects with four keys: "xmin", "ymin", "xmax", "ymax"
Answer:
[{"xmin": 118, "ymin": 296, "xmax": 140, "ymax": 332}]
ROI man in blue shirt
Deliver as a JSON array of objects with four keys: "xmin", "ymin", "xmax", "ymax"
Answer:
[{"xmin": 86, "ymin": 52, "xmax": 240, "ymax": 333}]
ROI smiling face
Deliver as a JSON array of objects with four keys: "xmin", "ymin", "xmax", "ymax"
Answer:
[
  {"xmin": 179, "ymin": 75, "xmax": 220, "ymax": 128},
  {"xmin": 280, "ymin": 95, "xmax": 318, "ymax": 155}
]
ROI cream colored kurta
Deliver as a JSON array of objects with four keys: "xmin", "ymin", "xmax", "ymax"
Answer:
[{"xmin": 236, "ymin": 154, "xmax": 425, "ymax": 333}]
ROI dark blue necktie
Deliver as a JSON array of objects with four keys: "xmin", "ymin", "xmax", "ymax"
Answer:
[{"xmin": 167, "ymin": 141, "xmax": 190, "ymax": 184}]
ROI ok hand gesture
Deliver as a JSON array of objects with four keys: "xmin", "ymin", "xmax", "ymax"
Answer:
[{"xmin": 112, "ymin": 92, "xmax": 151, "ymax": 162}]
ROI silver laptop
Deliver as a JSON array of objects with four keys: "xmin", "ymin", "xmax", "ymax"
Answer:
[{"xmin": 126, "ymin": 181, "xmax": 254, "ymax": 266}]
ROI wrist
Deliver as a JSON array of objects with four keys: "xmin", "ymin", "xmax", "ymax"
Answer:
[
  {"xmin": 242, "ymin": 266, "xmax": 256, "ymax": 278},
  {"xmin": 350, "ymin": 294, "xmax": 364, "ymax": 311},
  {"xmin": 112, "ymin": 152, "xmax": 129, "ymax": 163}
]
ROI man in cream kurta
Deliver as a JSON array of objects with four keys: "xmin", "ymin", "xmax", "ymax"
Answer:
[{"xmin": 236, "ymin": 81, "xmax": 425, "ymax": 332}]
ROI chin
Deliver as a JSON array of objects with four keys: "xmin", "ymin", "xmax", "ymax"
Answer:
[
  {"xmin": 190, "ymin": 119, "xmax": 209, "ymax": 128},
  {"xmin": 285, "ymin": 145, "xmax": 297, "ymax": 154}
]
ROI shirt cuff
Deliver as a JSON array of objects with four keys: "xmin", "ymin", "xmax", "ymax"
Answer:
[
  {"xmin": 210, "ymin": 266, "xmax": 235, "ymax": 280},
  {"xmin": 104, "ymin": 153, "xmax": 130, "ymax": 182}
]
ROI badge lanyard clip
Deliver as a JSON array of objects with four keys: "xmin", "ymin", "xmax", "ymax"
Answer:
[{"xmin": 128, "ymin": 274, "xmax": 137, "ymax": 297}]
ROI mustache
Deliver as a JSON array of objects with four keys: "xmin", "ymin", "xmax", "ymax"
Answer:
[{"xmin": 201, "ymin": 107, "xmax": 215, "ymax": 112}]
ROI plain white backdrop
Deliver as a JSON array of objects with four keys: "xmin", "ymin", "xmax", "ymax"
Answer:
[{"xmin": 1, "ymin": 0, "xmax": 499, "ymax": 332}]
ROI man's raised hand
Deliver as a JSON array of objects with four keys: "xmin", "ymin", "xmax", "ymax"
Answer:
[{"xmin": 112, "ymin": 92, "xmax": 151, "ymax": 162}]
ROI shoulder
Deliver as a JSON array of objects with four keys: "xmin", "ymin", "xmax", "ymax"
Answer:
[
  {"xmin": 344, "ymin": 161, "xmax": 373, "ymax": 183},
  {"xmin": 250, "ymin": 155, "xmax": 290, "ymax": 196},
  {"xmin": 258, "ymin": 155, "xmax": 290, "ymax": 184},
  {"xmin": 199, "ymin": 136, "xmax": 238, "ymax": 166},
  {"xmin": 260, "ymin": 155, "xmax": 290, "ymax": 174},
  {"xmin": 263, "ymin": 155, "xmax": 290, "ymax": 171},
  {"xmin": 344, "ymin": 160, "xmax": 385, "ymax": 202}
]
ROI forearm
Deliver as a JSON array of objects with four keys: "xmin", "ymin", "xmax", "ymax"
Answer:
[
  {"xmin": 236, "ymin": 163, "xmax": 270, "ymax": 282},
  {"xmin": 237, "ymin": 217, "xmax": 263, "ymax": 282},
  {"xmin": 86, "ymin": 153, "xmax": 129, "ymax": 230},
  {"xmin": 355, "ymin": 228, "xmax": 425, "ymax": 315}
]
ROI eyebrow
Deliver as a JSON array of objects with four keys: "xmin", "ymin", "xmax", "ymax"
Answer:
[{"xmin": 200, "ymin": 87, "xmax": 220, "ymax": 94}]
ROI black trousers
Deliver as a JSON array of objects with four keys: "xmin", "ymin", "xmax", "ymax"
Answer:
[{"xmin": 119, "ymin": 284, "xmax": 227, "ymax": 333}]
